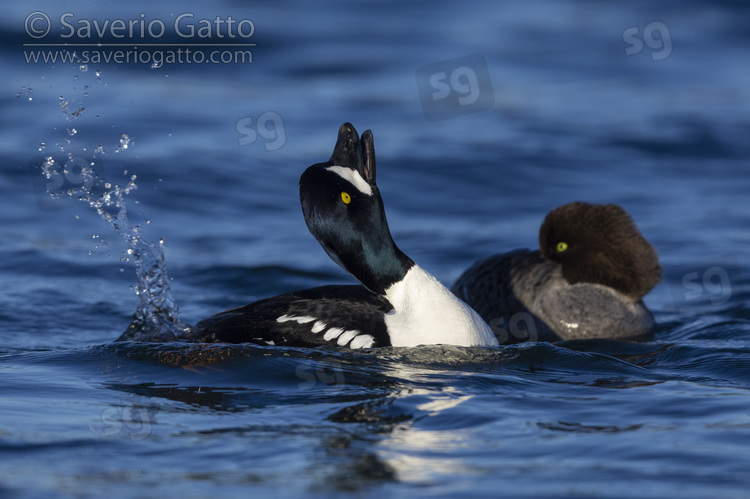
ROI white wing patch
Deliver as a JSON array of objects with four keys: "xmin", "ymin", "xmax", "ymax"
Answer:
[
  {"xmin": 322, "ymin": 326, "xmax": 375, "ymax": 348},
  {"xmin": 326, "ymin": 165, "xmax": 373, "ymax": 196},
  {"xmin": 276, "ymin": 313, "xmax": 375, "ymax": 349},
  {"xmin": 337, "ymin": 330, "xmax": 359, "ymax": 346},
  {"xmin": 350, "ymin": 334, "xmax": 375, "ymax": 349},
  {"xmin": 323, "ymin": 327, "xmax": 345, "ymax": 341},
  {"xmin": 277, "ymin": 314, "xmax": 316, "ymax": 324}
]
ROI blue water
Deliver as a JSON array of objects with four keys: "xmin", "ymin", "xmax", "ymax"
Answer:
[{"xmin": 3, "ymin": 0, "xmax": 750, "ymax": 497}]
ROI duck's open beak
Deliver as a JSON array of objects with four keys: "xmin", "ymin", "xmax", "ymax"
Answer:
[{"xmin": 329, "ymin": 122, "xmax": 376, "ymax": 186}]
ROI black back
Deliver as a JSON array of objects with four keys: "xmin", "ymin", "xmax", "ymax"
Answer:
[{"xmin": 190, "ymin": 285, "xmax": 392, "ymax": 347}]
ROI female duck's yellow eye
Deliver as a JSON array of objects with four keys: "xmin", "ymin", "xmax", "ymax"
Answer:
[
  {"xmin": 340, "ymin": 191, "xmax": 351, "ymax": 204},
  {"xmin": 556, "ymin": 241, "xmax": 568, "ymax": 253}
]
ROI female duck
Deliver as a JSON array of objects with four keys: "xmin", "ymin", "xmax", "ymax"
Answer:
[{"xmin": 452, "ymin": 202, "xmax": 662, "ymax": 343}]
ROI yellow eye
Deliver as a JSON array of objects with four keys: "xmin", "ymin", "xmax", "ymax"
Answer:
[
  {"xmin": 556, "ymin": 242, "xmax": 568, "ymax": 253},
  {"xmin": 340, "ymin": 191, "xmax": 351, "ymax": 204}
]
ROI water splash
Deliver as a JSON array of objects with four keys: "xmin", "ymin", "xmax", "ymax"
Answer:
[
  {"xmin": 40, "ymin": 158, "xmax": 188, "ymax": 341},
  {"xmin": 92, "ymin": 172, "xmax": 188, "ymax": 341},
  {"xmin": 40, "ymin": 66, "xmax": 188, "ymax": 342},
  {"xmin": 114, "ymin": 134, "xmax": 131, "ymax": 154}
]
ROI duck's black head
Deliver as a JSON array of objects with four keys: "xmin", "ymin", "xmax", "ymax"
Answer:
[
  {"xmin": 538, "ymin": 201, "xmax": 662, "ymax": 300},
  {"xmin": 300, "ymin": 123, "xmax": 413, "ymax": 295}
]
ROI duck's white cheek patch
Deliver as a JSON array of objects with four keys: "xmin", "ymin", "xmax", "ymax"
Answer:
[
  {"xmin": 326, "ymin": 165, "xmax": 373, "ymax": 196},
  {"xmin": 350, "ymin": 334, "xmax": 375, "ymax": 349}
]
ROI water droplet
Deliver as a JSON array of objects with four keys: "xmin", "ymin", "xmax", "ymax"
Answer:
[
  {"xmin": 67, "ymin": 128, "xmax": 77, "ymax": 136},
  {"xmin": 39, "ymin": 142, "xmax": 46, "ymax": 152},
  {"xmin": 115, "ymin": 134, "xmax": 131, "ymax": 154},
  {"xmin": 151, "ymin": 60, "xmax": 163, "ymax": 69},
  {"xmin": 17, "ymin": 86, "xmax": 34, "ymax": 100},
  {"xmin": 41, "ymin": 157, "xmax": 55, "ymax": 179},
  {"xmin": 79, "ymin": 64, "xmax": 88, "ymax": 72},
  {"xmin": 96, "ymin": 69, "xmax": 101, "ymax": 77}
]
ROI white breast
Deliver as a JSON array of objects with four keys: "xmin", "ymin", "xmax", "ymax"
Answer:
[{"xmin": 383, "ymin": 265, "xmax": 499, "ymax": 347}]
